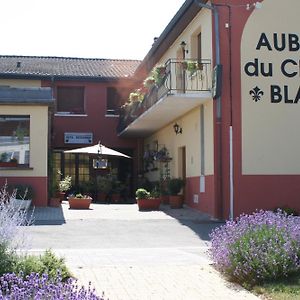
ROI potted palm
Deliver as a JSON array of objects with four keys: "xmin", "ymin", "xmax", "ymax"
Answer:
[
  {"xmin": 136, "ymin": 188, "xmax": 161, "ymax": 211},
  {"xmin": 168, "ymin": 178, "xmax": 185, "ymax": 209},
  {"xmin": 68, "ymin": 193, "xmax": 92, "ymax": 209},
  {"xmin": 10, "ymin": 184, "xmax": 34, "ymax": 210}
]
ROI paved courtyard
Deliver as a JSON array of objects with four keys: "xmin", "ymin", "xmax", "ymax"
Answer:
[{"xmin": 24, "ymin": 202, "xmax": 259, "ymax": 300}]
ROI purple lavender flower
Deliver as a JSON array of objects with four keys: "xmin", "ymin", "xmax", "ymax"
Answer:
[
  {"xmin": 210, "ymin": 210, "xmax": 300, "ymax": 285},
  {"xmin": 0, "ymin": 272, "xmax": 107, "ymax": 300}
]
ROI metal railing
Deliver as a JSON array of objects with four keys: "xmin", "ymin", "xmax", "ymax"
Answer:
[{"xmin": 117, "ymin": 59, "xmax": 211, "ymax": 134}]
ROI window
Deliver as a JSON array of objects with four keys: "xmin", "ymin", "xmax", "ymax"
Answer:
[
  {"xmin": 57, "ymin": 87, "xmax": 85, "ymax": 114},
  {"xmin": 106, "ymin": 87, "xmax": 121, "ymax": 115},
  {"xmin": 0, "ymin": 115, "xmax": 30, "ymax": 166}
]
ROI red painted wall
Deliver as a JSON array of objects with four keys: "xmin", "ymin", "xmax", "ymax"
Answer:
[
  {"xmin": 185, "ymin": 175, "xmax": 215, "ymax": 216},
  {"xmin": 42, "ymin": 80, "xmax": 138, "ymax": 150},
  {"xmin": 0, "ymin": 177, "xmax": 48, "ymax": 206}
]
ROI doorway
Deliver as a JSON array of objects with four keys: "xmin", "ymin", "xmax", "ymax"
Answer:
[{"xmin": 178, "ymin": 146, "xmax": 186, "ymax": 202}]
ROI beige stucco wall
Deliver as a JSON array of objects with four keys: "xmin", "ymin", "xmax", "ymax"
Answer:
[
  {"xmin": 1, "ymin": 105, "xmax": 48, "ymax": 177},
  {"xmin": 145, "ymin": 101, "xmax": 214, "ymax": 181},
  {"xmin": 144, "ymin": 5, "xmax": 214, "ymax": 182},
  {"xmin": 241, "ymin": 0, "xmax": 300, "ymax": 174},
  {"xmin": 0, "ymin": 79, "xmax": 41, "ymax": 87},
  {"xmin": 158, "ymin": 8, "xmax": 213, "ymax": 64}
]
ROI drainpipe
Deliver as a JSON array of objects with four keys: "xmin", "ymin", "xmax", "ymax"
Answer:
[{"xmin": 194, "ymin": 0, "xmax": 225, "ymax": 219}]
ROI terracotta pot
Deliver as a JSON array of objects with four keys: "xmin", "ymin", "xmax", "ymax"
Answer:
[
  {"xmin": 97, "ymin": 192, "xmax": 107, "ymax": 202},
  {"xmin": 137, "ymin": 198, "xmax": 161, "ymax": 211},
  {"xmin": 111, "ymin": 193, "xmax": 121, "ymax": 203},
  {"xmin": 49, "ymin": 197, "xmax": 61, "ymax": 207},
  {"xmin": 68, "ymin": 197, "xmax": 92, "ymax": 209},
  {"xmin": 169, "ymin": 195, "xmax": 183, "ymax": 209},
  {"xmin": 56, "ymin": 191, "xmax": 66, "ymax": 202}
]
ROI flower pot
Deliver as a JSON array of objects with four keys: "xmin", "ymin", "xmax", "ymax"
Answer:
[
  {"xmin": 56, "ymin": 191, "xmax": 66, "ymax": 202},
  {"xmin": 11, "ymin": 198, "xmax": 32, "ymax": 210},
  {"xmin": 97, "ymin": 192, "xmax": 107, "ymax": 202},
  {"xmin": 161, "ymin": 195, "xmax": 169, "ymax": 205},
  {"xmin": 111, "ymin": 193, "xmax": 121, "ymax": 203},
  {"xmin": 68, "ymin": 197, "xmax": 92, "ymax": 209},
  {"xmin": 137, "ymin": 198, "xmax": 161, "ymax": 211},
  {"xmin": 169, "ymin": 195, "xmax": 183, "ymax": 209},
  {"xmin": 49, "ymin": 197, "xmax": 61, "ymax": 207}
]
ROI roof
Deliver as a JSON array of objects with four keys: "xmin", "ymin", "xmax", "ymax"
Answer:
[
  {"xmin": 135, "ymin": 0, "xmax": 207, "ymax": 76},
  {"xmin": 0, "ymin": 56, "xmax": 141, "ymax": 81},
  {"xmin": 0, "ymin": 87, "xmax": 54, "ymax": 105}
]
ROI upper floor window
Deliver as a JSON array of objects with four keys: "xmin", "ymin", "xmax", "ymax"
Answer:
[
  {"xmin": 106, "ymin": 87, "xmax": 121, "ymax": 116},
  {"xmin": 57, "ymin": 86, "xmax": 85, "ymax": 114},
  {"xmin": 0, "ymin": 115, "xmax": 30, "ymax": 167}
]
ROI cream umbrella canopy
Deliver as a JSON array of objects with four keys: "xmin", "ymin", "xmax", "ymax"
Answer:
[{"xmin": 64, "ymin": 142, "xmax": 131, "ymax": 159}]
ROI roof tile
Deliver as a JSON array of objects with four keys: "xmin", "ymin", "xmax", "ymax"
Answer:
[{"xmin": 0, "ymin": 55, "xmax": 140, "ymax": 79}]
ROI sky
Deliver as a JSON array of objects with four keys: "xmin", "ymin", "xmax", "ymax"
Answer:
[{"xmin": 1, "ymin": 0, "xmax": 186, "ymax": 60}]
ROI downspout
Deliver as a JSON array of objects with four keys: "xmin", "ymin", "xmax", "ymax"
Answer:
[{"xmin": 194, "ymin": 0, "xmax": 224, "ymax": 219}]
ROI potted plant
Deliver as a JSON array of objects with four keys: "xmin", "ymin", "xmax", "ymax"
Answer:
[
  {"xmin": 152, "ymin": 65, "xmax": 167, "ymax": 86},
  {"xmin": 143, "ymin": 76, "xmax": 156, "ymax": 90},
  {"xmin": 168, "ymin": 178, "xmax": 185, "ymax": 209},
  {"xmin": 68, "ymin": 193, "xmax": 92, "ymax": 209},
  {"xmin": 10, "ymin": 184, "xmax": 34, "ymax": 210},
  {"xmin": 57, "ymin": 175, "xmax": 72, "ymax": 202},
  {"xmin": 0, "ymin": 153, "xmax": 18, "ymax": 167},
  {"xmin": 136, "ymin": 188, "xmax": 161, "ymax": 211},
  {"xmin": 110, "ymin": 180, "xmax": 124, "ymax": 203},
  {"xmin": 96, "ymin": 175, "xmax": 112, "ymax": 202}
]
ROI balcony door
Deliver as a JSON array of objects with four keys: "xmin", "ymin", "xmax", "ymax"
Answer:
[
  {"xmin": 178, "ymin": 146, "xmax": 186, "ymax": 203},
  {"xmin": 176, "ymin": 48, "xmax": 185, "ymax": 93}
]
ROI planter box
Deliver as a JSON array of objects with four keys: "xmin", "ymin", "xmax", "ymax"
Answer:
[
  {"xmin": 68, "ymin": 197, "xmax": 92, "ymax": 209},
  {"xmin": 11, "ymin": 198, "xmax": 32, "ymax": 210},
  {"xmin": 137, "ymin": 198, "xmax": 161, "ymax": 211},
  {"xmin": 0, "ymin": 162, "xmax": 18, "ymax": 167}
]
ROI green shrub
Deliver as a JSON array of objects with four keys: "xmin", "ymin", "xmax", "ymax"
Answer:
[
  {"xmin": 14, "ymin": 250, "xmax": 72, "ymax": 281},
  {"xmin": 0, "ymin": 244, "xmax": 16, "ymax": 275},
  {"xmin": 135, "ymin": 188, "xmax": 150, "ymax": 200}
]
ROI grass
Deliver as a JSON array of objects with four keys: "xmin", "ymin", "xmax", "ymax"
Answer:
[{"xmin": 251, "ymin": 272, "xmax": 300, "ymax": 300}]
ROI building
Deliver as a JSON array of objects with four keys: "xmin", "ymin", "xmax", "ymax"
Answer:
[
  {"xmin": 0, "ymin": 87, "xmax": 53, "ymax": 205},
  {"xmin": 1, "ymin": 0, "xmax": 299, "ymax": 219},
  {"xmin": 0, "ymin": 56, "xmax": 140, "ymax": 205},
  {"xmin": 118, "ymin": 0, "xmax": 300, "ymax": 219}
]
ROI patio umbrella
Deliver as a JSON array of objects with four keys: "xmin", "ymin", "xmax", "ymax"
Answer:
[{"xmin": 64, "ymin": 142, "xmax": 131, "ymax": 159}]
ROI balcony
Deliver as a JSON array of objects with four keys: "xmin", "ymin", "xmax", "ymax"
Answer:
[{"xmin": 117, "ymin": 59, "xmax": 212, "ymax": 137}]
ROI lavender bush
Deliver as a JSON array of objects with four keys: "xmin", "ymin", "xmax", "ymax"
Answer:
[
  {"xmin": 0, "ymin": 272, "xmax": 106, "ymax": 300},
  {"xmin": 210, "ymin": 210, "xmax": 300, "ymax": 286},
  {"xmin": 0, "ymin": 183, "xmax": 32, "ymax": 248},
  {"xmin": 0, "ymin": 183, "xmax": 33, "ymax": 275}
]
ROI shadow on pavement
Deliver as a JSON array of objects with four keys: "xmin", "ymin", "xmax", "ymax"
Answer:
[{"xmin": 160, "ymin": 204, "xmax": 225, "ymax": 241}]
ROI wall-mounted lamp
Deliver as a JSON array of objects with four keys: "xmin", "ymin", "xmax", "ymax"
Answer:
[
  {"xmin": 173, "ymin": 123, "xmax": 183, "ymax": 135},
  {"xmin": 180, "ymin": 41, "xmax": 188, "ymax": 59},
  {"xmin": 246, "ymin": 2, "xmax": 262, "ymax": 10}
]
